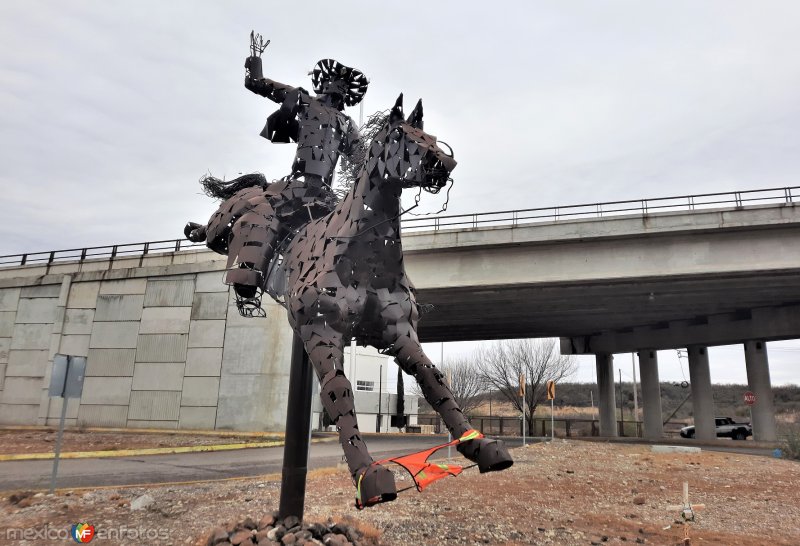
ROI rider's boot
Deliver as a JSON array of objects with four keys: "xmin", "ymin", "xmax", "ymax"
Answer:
[
  {"xmin": 225, "ymin": 266, "xmax": 262, "ymax": 300},
  {"xmin": 224, "ymin": 215, "xmax": 280, "ymax": 303}
]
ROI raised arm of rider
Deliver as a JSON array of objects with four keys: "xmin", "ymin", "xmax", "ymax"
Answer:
[{"xmin": 244, "ymin": 56, "xmax": 296, "ymax": 103}]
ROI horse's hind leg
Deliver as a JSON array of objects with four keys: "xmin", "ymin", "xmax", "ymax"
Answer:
[
  {"xmin": 300, "ymin": 324, "xmax": 397, "ymax": 507},
  {"xmin": 390, "ymin": 324, "xmax": 513, "ymax": 473}
]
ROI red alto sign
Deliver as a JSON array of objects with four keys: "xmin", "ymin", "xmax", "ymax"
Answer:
[{"xmin": 743, "ymin": 391, "xmax": 756, "ymax": 406}]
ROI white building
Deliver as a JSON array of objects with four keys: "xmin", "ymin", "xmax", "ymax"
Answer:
[{"xmin": 311, "ymin": 344, "xmax": 419, "ymax": 433}]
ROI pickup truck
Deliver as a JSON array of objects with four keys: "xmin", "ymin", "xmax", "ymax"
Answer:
[{"xmin": 680, "ymin": 417, "xmax": 752, "ymax": 440}]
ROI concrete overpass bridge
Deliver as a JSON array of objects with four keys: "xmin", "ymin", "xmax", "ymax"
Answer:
[{"xmin": 1, "ymin": 186, "xmax": 797, "ymax": 442}]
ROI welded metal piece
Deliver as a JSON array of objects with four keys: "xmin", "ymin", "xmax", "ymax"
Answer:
[{"xmin": 185, "ymin": 44, "xmax": 514, "ymax": 506}]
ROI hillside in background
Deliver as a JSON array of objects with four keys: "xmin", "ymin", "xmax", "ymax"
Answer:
[
  {"xmin": 543, "ymin": 382, "xmax": 800, "ymax": 420},
  {"xmin": 419, "ymin": 383, "xmax": 800, "ymax": 422}
]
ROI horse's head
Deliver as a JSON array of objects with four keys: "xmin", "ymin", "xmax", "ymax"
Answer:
[{"xmin": 378, "ymin": 94, "xmax": 457, "ymax": 191}]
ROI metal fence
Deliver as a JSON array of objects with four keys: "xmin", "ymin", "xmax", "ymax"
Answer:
[
  {"xmin": 416, "ymin": 414, "xmax": 646, "ymax": 438},
  {"xmin": 1, "ymin": 185, "xmax": 796, "ymax": 268}
]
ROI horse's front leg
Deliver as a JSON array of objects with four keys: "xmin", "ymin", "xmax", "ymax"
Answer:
[
  {"xmin": 389, "ymin": 322, "xmax": 514, "ymax": 473},
  {"xmin": 300, "ymin": 322, "xmax": 397, "ymax": 507}
]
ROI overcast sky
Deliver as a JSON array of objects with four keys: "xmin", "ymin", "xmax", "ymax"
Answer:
[{"xmin": 1, "ymin": 2, "xmax": 799, "ymax": 385}]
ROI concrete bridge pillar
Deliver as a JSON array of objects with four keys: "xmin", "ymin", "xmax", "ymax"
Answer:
[
  {"xmin": 637, "ymin": 350, "xmax": 663, "ymax": 440},
  {"xmin": 687, "ymin": 345, "xmax": 715, "ymax": 441},
  {"xmin": 743, "ymin": 340, "xmax": 778, "ymax": 442},
  {"xmin": 595, "ymin": 353, "xmax": 618, "ymax": 437}
]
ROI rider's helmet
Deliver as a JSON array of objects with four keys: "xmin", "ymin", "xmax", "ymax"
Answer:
[{"xmin": 310, "ymin": 59, "xmax": 369, "ymax": 107}]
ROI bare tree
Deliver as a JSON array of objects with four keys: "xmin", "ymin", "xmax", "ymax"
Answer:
[
  {"xmin": 411, "ymin": 356, "xmax": 486, "ymax": 417},
  {"xmin": 476, "ymin": 339, "xmax": 576, "ymax": 432}
]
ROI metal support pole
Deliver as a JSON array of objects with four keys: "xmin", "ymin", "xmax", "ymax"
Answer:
[{"xmin": 278, "ymin": 333, "xmax": 314, "ymax": 520}]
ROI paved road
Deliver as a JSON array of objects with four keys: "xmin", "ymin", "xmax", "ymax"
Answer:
[
  {"xmin": 0, "ymin": 434, "xmax": 518, "ymax": 491},
  {"xmin": 0, "ymin": 433, "xmax": 771, "ymax": 492}
]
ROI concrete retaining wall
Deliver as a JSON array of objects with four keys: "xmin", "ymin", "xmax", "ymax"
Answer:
[{"xmin": 0, "ymin": 251, "xmax": 297, "ymax": 432}]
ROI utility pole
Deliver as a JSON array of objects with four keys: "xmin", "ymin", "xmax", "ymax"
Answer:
[
  {"xmin": 447, "ymin": 368, "xmax": 453, "ymax": 459},
  {"xmin": 631, "ymin": 353, "xmax": 639, "ymax": 434},
  {"xmin": 349, "ymin": 340, "xmax": 356, "ymax": 391},
  {"xmin": 376, "ymin": 364, "xmax": 382, "ymax": 433}
]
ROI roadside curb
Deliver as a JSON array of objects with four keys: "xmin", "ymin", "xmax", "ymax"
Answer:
[
  {"xmin": 0, "ymin": 440, "xmax": 288, "ymax": 461},
  {"xmin": 0, "ymin": 425, "xmax": 284, "ymax": 438}
]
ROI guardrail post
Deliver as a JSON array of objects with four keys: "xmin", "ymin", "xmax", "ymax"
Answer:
[
  {"xmin": 48, "ymin": 251, "xmax": 55, "ymax": 264},
  {"xmin": 596, "ymin": 204, "xmax": 603, "ymax": 218},
  {"xmin": 688, "ymin": 196, "xmax": 695, "ymax": 210},
  {"xmin": 20, "ymin": 254, "xmax": 27, "ymax": 266},
  {"xmin": 143, "ymin": 242, "xmax": 149, "ymax": 256},
  {"xmin": 472, "ymin": 214, "xmax": 477, "ymax": 229},
  {"xmin": 80, "ymin": 248, "xmax": 87, "ymax": 262},
  {"xmin": 642, "ymin": 200, "xmax": 648, "ymax": 216},
  {"xmin": 110, "ymin": 246, "xmax": 118, "ymax": 259},
  {"xmin": 735, "ymin": 192, "xmax": 743, "ymax": 207},
  {"xmin": 175, "ymin": 239, "xmax": 181, "ymax": 252},
  {"xmin": 786, "ymin": 187, "xmax": 793, "ymax": 204}
]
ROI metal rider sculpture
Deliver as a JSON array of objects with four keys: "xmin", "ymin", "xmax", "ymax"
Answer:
[{"xmin": 187, "ymin": 33, "xmax": 368, "ymax": 315}]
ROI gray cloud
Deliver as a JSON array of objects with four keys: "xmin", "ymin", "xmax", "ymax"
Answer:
[{"xmin": 1, "ymin": 1, "xmax": 798, "ymax": 383}]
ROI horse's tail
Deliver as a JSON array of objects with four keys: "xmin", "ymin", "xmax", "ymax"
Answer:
[{"xmin": 200, "ymin": 172, "xmax": 269, "ymax": 200}]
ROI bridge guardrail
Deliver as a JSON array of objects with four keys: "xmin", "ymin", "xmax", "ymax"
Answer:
[{"xmin": 1, "ymin": 185, "xmax": 796, "ymax": 268}]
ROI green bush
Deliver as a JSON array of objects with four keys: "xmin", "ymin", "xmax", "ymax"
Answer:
[{"xmin": 781, "ymin": 429, "xmax": 800, "ymax": 461}]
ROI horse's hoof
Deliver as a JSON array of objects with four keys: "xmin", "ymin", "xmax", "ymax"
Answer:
[
  {"xmin": 355, "ymin": 464, "xmax": 397, "ymax": 509},
  {"xmin": 457, "ymin": 437, "xmax": 514, "ymax": 474}
]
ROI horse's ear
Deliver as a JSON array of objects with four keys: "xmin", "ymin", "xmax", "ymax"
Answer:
[
  {"xmin": 406, "ymin": 99, "xmax": 423, "ymax": 129},
  {"xmin": 390, "ymin": 93, "xmax": 404, "ymax": 123}
]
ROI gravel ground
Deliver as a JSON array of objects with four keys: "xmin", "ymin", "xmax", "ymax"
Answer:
[
  {"xmin": 0, "ymin": 429, "xmax": 278, "ymax": 455},
  {"xmin": 1, "ymin": 440, "xmax": 798, "ymax": 545}
]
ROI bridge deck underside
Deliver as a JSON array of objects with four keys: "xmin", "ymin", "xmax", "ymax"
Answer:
[{"xmin": 415, "ymin": 270, "xmax": 800, "ymax": 342}]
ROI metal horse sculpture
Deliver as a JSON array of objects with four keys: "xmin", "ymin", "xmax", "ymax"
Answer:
[{"xmin": 187, "ymin": 95, "xmax": 513, "ymax": 507}]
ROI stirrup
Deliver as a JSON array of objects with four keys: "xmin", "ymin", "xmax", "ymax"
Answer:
[{"xmin": 234, "ymin": 291, "xmax": 266, "ymax": 318}]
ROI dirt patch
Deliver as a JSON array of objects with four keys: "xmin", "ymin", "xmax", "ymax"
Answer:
[
  {"xmin": 1, "ymin": 440, "xmax": 797, "ymax": 545},
  {"xmin": 0, "ymin": 429, "xmax": 278, "ymax": 455}
]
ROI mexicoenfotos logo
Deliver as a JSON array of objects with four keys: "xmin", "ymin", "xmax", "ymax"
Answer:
[{"xmin": 71, "ymin": 523, "xmax": 95, "ymax": 543}]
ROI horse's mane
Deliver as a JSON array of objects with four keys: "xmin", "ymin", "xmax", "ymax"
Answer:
[
  {"xmin": 199, "ymin": 172, "xmax": 270, "ymax": 201},
  {"xmin": 334, "ymin": 110, "xmax": 389, "ymax": 199}
]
